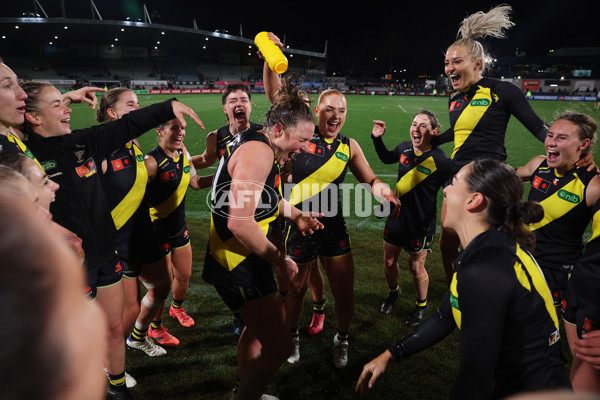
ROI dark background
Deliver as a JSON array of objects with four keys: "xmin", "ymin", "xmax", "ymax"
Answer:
[{"xmin": 2, "ymin": 0, "xmax": 597, "ymax": 77}]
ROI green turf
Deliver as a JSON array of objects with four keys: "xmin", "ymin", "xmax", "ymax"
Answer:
[{"xmin": 67, "ymin": 94, "xmax": 597, "ymax": 399}]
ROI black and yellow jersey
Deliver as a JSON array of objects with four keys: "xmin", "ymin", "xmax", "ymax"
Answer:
[
  {"xmin": 388, "ymin": 228, "xmax": 569, "ymax": 399},
  {"xmin": 202, "ymin": 128, "xmax": 282, "ymax": 287},
  {"xmin": 0, "ymin": 132, "xmax": 43, "ymax": 169},
  {"xmin": 25, "ymin": 98, "xmax": 176, "ymax": 271},
  {"xmin": 103, "ymin": 142, "xmax": 148, "ymax": 231},
  {"xmin": 146, "ymin": 146, "xmax": 191, "ymax": 237},
  {"xmin": 283, "ymin": 130, "xmax": 351, "ymax": 215},
  {"xmin": 563, "ymin": 198, "xmax": 600, "ymax": 334},
  {"xmin": 216, "ymin": 121, "xmax": 263, "ymax": 160},
  {"xmin": 372, "ymin": 137, "xmax": 450, "ymax": 235},
  {"xmin": 435, "ymin": 77, "xmax": 548, "ymax": 176},
  {"xmin": 527, "ymin": 160, "xmax": 597, "ymax": 270}
]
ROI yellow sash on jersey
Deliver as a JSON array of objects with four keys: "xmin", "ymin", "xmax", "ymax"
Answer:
[
  {"xmin": 149, "ymin": 154, "xmax": 190, "ymax": 222},
  {"xmin": 513, "ymin": 245, "xmax": 559, "ymax": 329},
  {"xmin": 111, "ymin": 144, "xmax": 148, "ymax": 230},
  {"xmin": 452, "ymin": 86, "xmax": 497, "ymax": 159},
  {"xmin": 395, "ymin": 156, "xmax": 437, "ymax": 198},
  {"xmin": 449, "ymin": 272, "xmax": 462, "ymax": 329},
  {"xmin": 528, "ymin": 174, "xmax": 585, "ymax": 231},
  {"xmin": 8, "ymin": 133, "xmax": 44, "ymax": 171},
  {"xmin": 208, "ymin": 205, "xmax": 280, "ymax": 271},
  {"xmin": 288, "ymin": 141, "xmax": 350, "ymax": 206},
  {"xmin": 449, "ymin": 245, "xmax": 558, "ymax": 330}
]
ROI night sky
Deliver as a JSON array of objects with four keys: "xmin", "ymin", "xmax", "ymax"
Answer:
[{"xmin": 3, "ymin": 0, "xmax": 597, "ymax": 77}]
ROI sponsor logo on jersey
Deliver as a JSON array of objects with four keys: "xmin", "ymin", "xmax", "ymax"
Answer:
[
  {"xmin": 470, "ymin": 99, "xmax": 491, "ymax": 106},
  {"xmin": 449, "ymin": 100, "xmax": 463, "ymax": 111},
  {"xmin": 532, "ymin": 176, "xmax": 550, "ymax": 192},
  {"xmin": 75, "ymin": 158, "xmax": 97, "ymax": 178},
  {"xmin": 41, "ymin": 159, "xmax": 58, "ymax": 172},
  {"xmin": 24, "ymin": 148, "xmax": 35, "ymax": 160},
  {"xmin": 111, "ymin": 157, "xmax": 131, "ymax": 171},
  {"xmin": 399, "ymin": 154, "xmax": 411, "ymax": 165},
  {"xmin": 450, "ymin": 293, "xmax": 459, "ymax": 311},
  {"xmin": 335, "ymin": 152, "xmax": 348, "ymax": 162},
  {"xmin": 160, "ymin": 169, "xmax": 177, "ymax": 182},
  {"xmin": 183, "ymin": 165, "xmax": 190, "ymax": 173},
  {"xmin": 557, "ymin": 189, "xmax": 580, "ymax": 204},
  {"xmin": 307, "ymin": 142, "xmax": 324, "ymax": 156},
  {"xmin": 416, "ymin": 165, "xmax": 431, "ymax": 175}
]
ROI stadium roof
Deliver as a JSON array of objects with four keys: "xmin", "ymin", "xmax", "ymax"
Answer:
[{"xmin": 0, "ymin": 16, "xmax": 326, "ymax": 59}]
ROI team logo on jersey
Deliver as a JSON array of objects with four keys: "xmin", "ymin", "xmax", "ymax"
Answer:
[
  {"xmin": 75, "ymin": 158, "xmax": 97, "ymax": 178},
  {"xmin": 74, "ymin": 149, "xmax": 85, "ymax": 162},
  {"xmin": 470, "ymin": 99, "xmax": 491, "ymax": 107},
  {"xmin": 111, "ymin": 157, "xmax": 132, "ymax": 171},
  {"xmin": 306, "ymin": 142, "xmax": 324, "ymax": 156},
  {"xmin": 159, "ymin": 169, "xmax": 177, "ymax": 182},
  {"xmin": 532, "ymin": 176, "xmax": 550, "ymax": 193},
  {"xmin": 557, "ymin": 189, "xmax": 580, "ymax": 204}
]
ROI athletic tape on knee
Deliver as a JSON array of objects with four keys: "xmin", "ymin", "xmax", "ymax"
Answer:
[
  {"xmin": 413, "ymin": 272, "xmax": 429, "ymax": 282},
  {"xmin": 141, "ymin": 293, "xmax": 156, "ymax": 308},
  {"xmin": 141, "ymin": 276, "xmax": 170, "ymax": 290},
  {"xmin": 412, "ymin": 253, "xmax": 427, "ymax": 263}
]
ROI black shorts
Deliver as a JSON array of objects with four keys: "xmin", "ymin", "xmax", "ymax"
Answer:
[
  {"xmin": 562, "ymin": 290, "xmax": 600, "ymax": 338},
  {"xmin": 383, "ymin": 216, "xmax": 435, "ymax": 253},
  {"xmin": 157, "ymin": 226, "xmax": 190, "ymax": 256},
  {"xmin": 285, "ymin": 214, "xmax": 351, "ymax": 264},
  {"xmin": 213, "ymin": 279, "xmax": 278, "ymax": 312},
  {"xmin": 86, "ymin": 254, "xmax": 123, "ymax": 298},
  {"xmin": 121, "ymin": 215, "xmax": 165, "ymax": 278},
  {"xmin": 541, "ymin": 265, "xmax": 573, "ymax": 306}
]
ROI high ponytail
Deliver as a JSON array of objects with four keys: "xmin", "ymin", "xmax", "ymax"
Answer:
[{"xmin": 449, "ymin": 4, "xmax": 515, "ymax": 75}]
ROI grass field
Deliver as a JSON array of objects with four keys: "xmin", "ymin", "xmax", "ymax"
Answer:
[{"xmin": 69, "ymin": 94, "xmax": 599, "ymax": 399}]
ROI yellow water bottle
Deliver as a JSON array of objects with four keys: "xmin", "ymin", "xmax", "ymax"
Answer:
[{"xmin": 254, "ymin": 31, "xmax": 288, "ymax": 74}]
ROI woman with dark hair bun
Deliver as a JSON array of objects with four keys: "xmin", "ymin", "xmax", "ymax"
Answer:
[
  {"xmin": 356, "ymin": 159, "xmax": 571, "ymax": 399},
  {"xmin": 436, "ymin": 5, "xmax": 595, "ymax": 285}
]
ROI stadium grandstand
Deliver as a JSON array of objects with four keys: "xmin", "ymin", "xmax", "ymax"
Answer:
[
  {"xmin": 0, "ymin": 1, "xmax": 327, "ymax": 94},
  {"xmin": 1, "ymin": 1, "xmax": 599, "ymax": 101}
]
